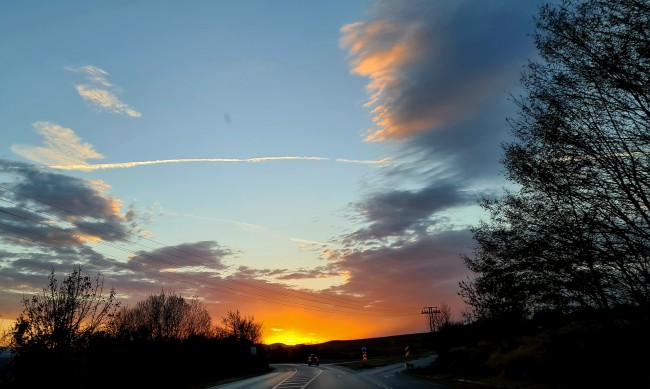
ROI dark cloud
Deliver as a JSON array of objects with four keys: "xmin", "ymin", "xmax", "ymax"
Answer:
[
  {"xmin": 231, "ymin": 266, "xmax": 289, "ymax": 279},
  {"xmin": 336, "ymin": 1, "xmax": 543, "ymax": 318},
  {"xmin": 348, "ymin": 181, "xmax": 475, "ymax": 241},
  {"xmin": 341, "ymin": 0, "xmax": 539, "ymax": 243},
  {"xmin": 275, "ymin": 265, "xmax": 341, "ymax": 280},
  {"xmin": 0, "ymin": 159, "xmax": 136, "ymax": 246},
  {"xmin": 127, "ymin": 241, "xmax": 232, "ymax": 272},
  {"xmin": 342, "ymin": 0, "xmax": 538, "ymax": 142}
]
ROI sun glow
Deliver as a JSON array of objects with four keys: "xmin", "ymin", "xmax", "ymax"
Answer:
[{"xmin": 263, "ymin": 329, "xmax": 327, "ymax": 346}]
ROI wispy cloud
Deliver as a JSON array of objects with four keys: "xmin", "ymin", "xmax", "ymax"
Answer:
[
  {"xmin": 11, "ymin": 121, "xmax": 104, "ymax": 166},
  {"xmin": 290, "ymin": 238, "xmax": 329, "ymax": 252},
  {"xmin": 49, "ymin": 156, "xmax": 391, "ymax": 171},
  {"xmin": 74, "ymin": 85, "xmax": 142, "ymax": 118},
  {"xmin": 67, "ymin": 65, "xmax": 141, "ymax": 117}
]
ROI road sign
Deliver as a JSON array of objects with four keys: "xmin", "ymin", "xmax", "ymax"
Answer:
[{"xmin": 405, "ymin": 345, "xmax": 410, "ymax": 357}]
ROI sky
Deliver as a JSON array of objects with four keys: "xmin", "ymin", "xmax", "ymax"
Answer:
[{"xmin": 0, "ymin": 0, "xmax": 544, "ymax": 345}]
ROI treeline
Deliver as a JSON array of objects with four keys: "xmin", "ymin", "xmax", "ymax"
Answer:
[
  {"xmin": 0, "ymin": 265, "xmax": 269, "ymax": 389},
  {"xmin": 460, "ymin": 0, "xmax": 650, "ymax": 326},
  {"xmin": 434, "ymin": 0, "xmax": 650, "ymax": 386}
]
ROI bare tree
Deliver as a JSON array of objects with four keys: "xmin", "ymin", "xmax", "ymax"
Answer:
[
  {"xmin": 10, "ymin": 265, "xmax": 119, "ymax": 353},
  {"xmin": 461, "ymin": 0, "xmax": 650, "ymax": 320},
  {"xmin": 108, "ymin": 289, "xmax": 213, "ymax": 341},
  {"xmin": 216, "ymin": 310, "xmax": 263, "ymax": 344},
  {"xmin": 433, "ymin": 303, "xmax": 454, "ymax": 331}
]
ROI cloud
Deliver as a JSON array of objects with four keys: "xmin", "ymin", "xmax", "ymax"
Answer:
[
  {"xmin": 275, "ymin": 265, "xmax": 342, "ymax": 280},
  {"xmin": 290, "ymin": 238, "xmax": 329, "ymax": 252},
  {"xmin": 325, "ymin": 230, "xmax": 475, "ymax": 317},
  {"xmin": 11, "ymin": 121, "xmax": 104, "ymax": 167},
  {"xmin": 127, "ymin": 241, "xmax": 232, "ymax": 273},
  {"xmin": 347, "ymin": 181, "xmax": 475, "ymax": 242},
  {"xmin": 75, "ymin": 85, "xmax": 142, "ymax": 118},
  {"xmin": 338, "ymin": 0, "xmax": 538, "ymax": 241},
  {"xmin": 0, "ymin": 156, "xmax": 444, "ymax": 338},
  {"xmin": 333, "ymin": 1, "xmax": 541, "ymax": 319},
  {"xmin": 0, "ymin": 159, "xmax": 135, "ymax": 248},
  {"xmin": 69, "ymin": 65, "xmax": 113, "ymax": 87},
  {"xmin": 341, "ymin": 0, "xmax": 537, "ymax": 143},
  {"xmin": 67, "ymin": 65, "xmax": 141, "ymax": 117}
]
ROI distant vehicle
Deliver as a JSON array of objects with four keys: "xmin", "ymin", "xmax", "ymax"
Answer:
[{"xmin": 307, "ymin": 353, "xmax": 319, "ymax": 366}]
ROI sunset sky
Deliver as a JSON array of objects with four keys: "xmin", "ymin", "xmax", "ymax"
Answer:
[{"xmin": 0, "ymin": 0, "xmax": 544, "ymax": 345}]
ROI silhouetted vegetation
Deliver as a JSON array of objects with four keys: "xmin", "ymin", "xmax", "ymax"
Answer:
[
  {"xmin": 215, "ymin": 309, "xmax": 263, "ymax": 344},
  {"xmin": 108, "ymin": 289, "xmax": 214, "ymax": 341},
  {"xmin": 446, "ymin": 0, "xmax": 650, "ymax": 387},
  {"xmin": 0, "ymin": 266, "xmax": 269, "ymax": 389},
  {"xmin": 423, "ymin": 307, "xmax": 650, "ymax": 388},
  {"xmin": 461, "ymin": 0, "xmax": 650, "ymax": 323}
]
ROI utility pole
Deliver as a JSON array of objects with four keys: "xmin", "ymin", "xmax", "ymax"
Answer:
[{"xmin": 421, "ymin": 306, "xmax": 441, "ymax": 333}]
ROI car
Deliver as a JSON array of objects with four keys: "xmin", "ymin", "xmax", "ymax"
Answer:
[{"xmin": 307, "ymin": 353, "xmax": 319, "ymax": 366}]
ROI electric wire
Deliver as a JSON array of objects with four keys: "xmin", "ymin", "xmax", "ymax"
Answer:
[
  {"xmin": 0, "ymin": 204, "xmax": 381, "ymax": 311},
  {"xmin": 0, "ymin": 223, "xmax": 418, "ymax": 316},
  {"xmin": 0, "ymin": 205, "xmax": 421, "ymax": 316},
  {"xmin": 0, "ymin": 184, "xmax": 390, "ymax": 308}
]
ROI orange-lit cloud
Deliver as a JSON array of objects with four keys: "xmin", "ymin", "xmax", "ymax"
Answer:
[
  {"xmin": 341, "ymin": 19, "xmax": 425, "ymax": 142},
  {"xmin": 11, "ymin": 121, "xmax": 104, "ymax": 166},
  {"xmin": 341, "ymin": 2, "xmax": 535, "ymax": 144}
]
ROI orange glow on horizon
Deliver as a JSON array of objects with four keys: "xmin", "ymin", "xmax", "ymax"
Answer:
[
  {"xmin": 245, "ymin": 303, "xmax": 418, "ymax": 346},
  {"xmin": 263, "ymin": 329, "xmax": 328, "ymax": 346}
]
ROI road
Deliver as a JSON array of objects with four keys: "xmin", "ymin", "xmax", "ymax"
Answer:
[{"xmin": 207, "ymin": 355, "xmax": 453, "ymax": 389}]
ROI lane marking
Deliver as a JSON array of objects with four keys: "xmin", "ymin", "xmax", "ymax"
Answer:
[
  {"xmin": 273, "ymin": 367, "xmax": 322, "ymax": 389},
  {"xmin": 272, "ymin": 368, "xmax": 297, "ymax": 389}
]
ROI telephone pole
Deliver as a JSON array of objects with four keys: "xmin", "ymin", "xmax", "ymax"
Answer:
[{"xmin": 421, "ymin": 306, "xmax": 440, "ymax": 333}]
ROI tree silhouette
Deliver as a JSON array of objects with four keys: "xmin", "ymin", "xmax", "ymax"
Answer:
[
  {"xmin": 10, "ymin": 265, "xmax": 119, "ymax": 353},
  {"xmin": 461, "ymin": 0, "xmax": 650, "ymax": 320},
  {"xmin": 108, "ymin": 289, "xmax": 213, "ymax": 341},
  {"xmin": 6, "ymin": 265, "xmax": 119, "ymax": 387},
  {"xmin": 217, "ymin": 309, "xmax": 263, "ymax": 344}
]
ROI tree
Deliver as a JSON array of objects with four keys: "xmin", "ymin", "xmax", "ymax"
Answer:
[
  {"xmin": 433, "ymin": 303, "xmax": 454, "ymax": 331},
  {"xmin": 108, "ymin": 289, "xmax": 213, "ymax": 341},
  {"xmin": 461, "ymin": 0, "xmax": 650, "ymax": 320},
  {"xmin": 10, "ymin": 265, "xmax": 119, "ymax": 354},
  {"xmin": 216, "ymin": 310, "xmax": 263, "ymax": 344},
  {"xmin": 4, "ymin": 265, "xmax": 119, "ymax": 387}
]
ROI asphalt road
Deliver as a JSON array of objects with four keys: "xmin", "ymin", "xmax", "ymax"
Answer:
[{"xmin": 207, "ymin": 355, "xmax": 453, "ymax": 389}]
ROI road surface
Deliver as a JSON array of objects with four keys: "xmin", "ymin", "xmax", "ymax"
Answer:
[{"xmin": 207, "ymin": 355, "xmax": 453, "ymax": 389}]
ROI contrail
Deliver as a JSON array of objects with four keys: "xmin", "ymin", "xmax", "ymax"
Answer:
[{"xmin": 49, "ymin": 156, "xmax": 391, "ymax": 171}]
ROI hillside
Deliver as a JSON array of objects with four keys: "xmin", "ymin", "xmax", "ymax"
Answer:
[{"xmin": 264, "ymin": 332, "xmax": 434, "ymax": 364}]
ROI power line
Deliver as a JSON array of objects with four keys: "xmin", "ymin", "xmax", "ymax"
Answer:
[
  {"xmin": 0, "ymin": 184, "xmax": 397, "ymax": 309},
  {"xmin": 421, "ymin": 306, "xmax": 441, "ymax": 333},
  {"xmin": 0, "ymin": 210, "xmax": 419, "ymax": 317},
  {"xmin": 0, "ymin": 224, "xmax": 418, "ymax": 316},
  {"xmin": 0, "ymin": 202, "xmax": 380, "ymax": 311}
]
